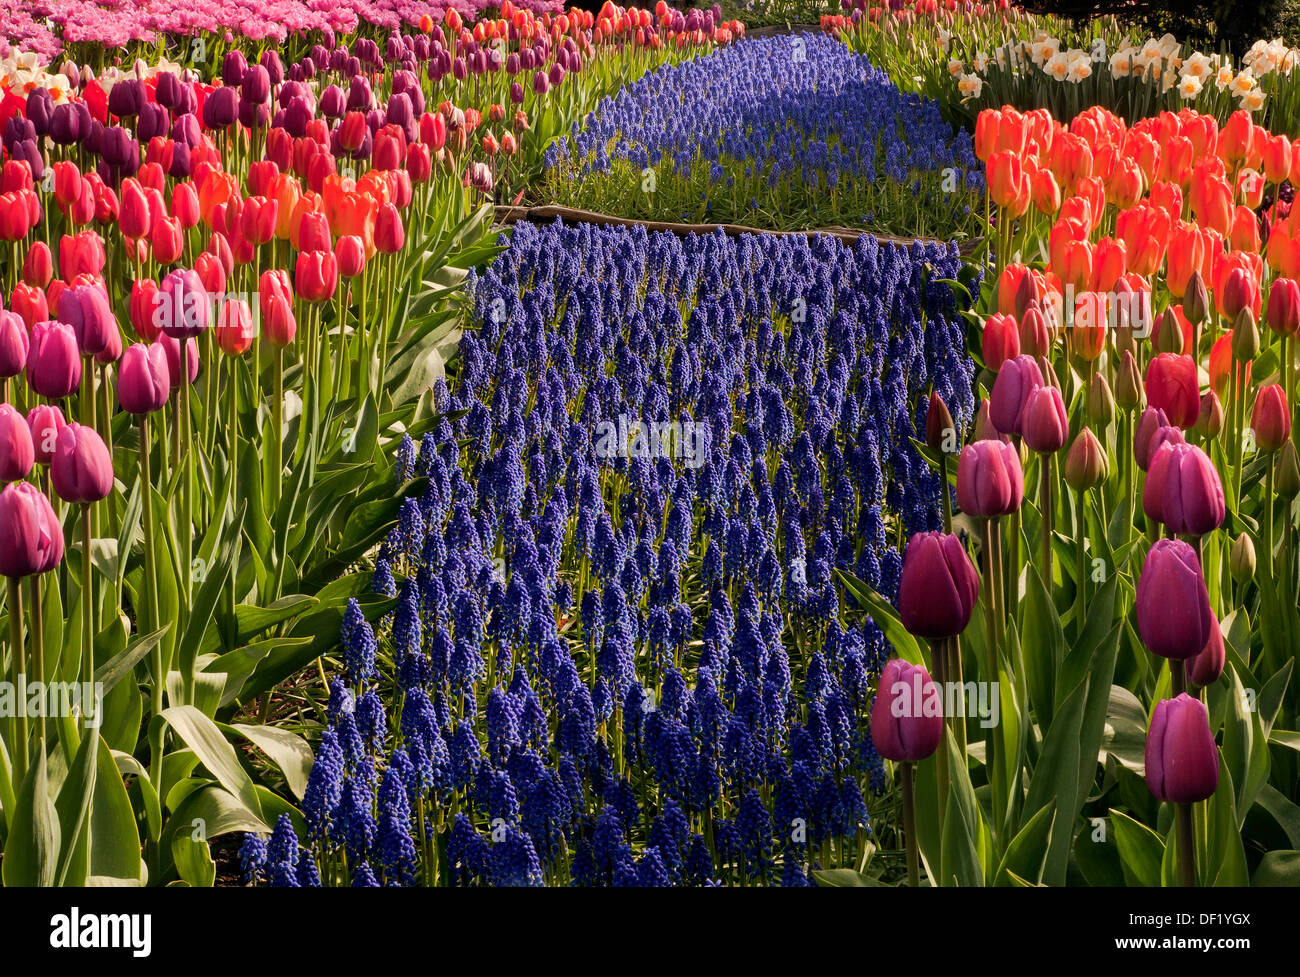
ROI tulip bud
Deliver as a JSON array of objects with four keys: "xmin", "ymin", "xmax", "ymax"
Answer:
[
  {"xmin": 51, "ymin": 422, "xmax": 114, "ymax": 503},
  {"xmin": 988, "ymin": 354, "xmax": 1044, "ymax": 436},
  {"xmin": 1153, "ymin": 307, "xmax": 1185, "ymax": 355},
  {"xmin": 1146, "ymin": 694, "xmax": 1220, "ymax": 803},
  {"xmin": 1230, "ymin": 532, "xmax": 1256, "ymax": 583},
  {"xmin": 870, "ymin": 659, "xmax": 943, "ymax": 763},
  {"xmin": 924, "ymin": 392, "xmax": 954, "ymax": 455},
  {"xmin": 897, "ymin": 531, "xmax": 979, "ymax": 639},
  {"xmin": 1194, "ymin": 390, "xmax": 1223, "ymax": 439},
  {"xmin": 1232, "ymin": 307, "xmax": 1260, "ymax": 362},
  {"xmin": 1187, "ymin": 615, "xmax": 1225, "ymax": 688},
  {"xmin": 973, "ymin": 398, "xmax": 1005, "ymax": 443},
  {"xmin": 1183, "ymin": 270, "xmax": 1209, "ymax": 326},
  {"xmin": 1064, "ymin": 427, "xmax": 1107, "ymax": 491},
  {"xmin": 1115, "ymin": 349, "xmax": 1144, "ymax": 411},
  {"xmin": 1144, "ymin": 441, "xmax": 1225, "ymax": 534},
  {"xmin": 1252, "ymin": 384, "xmax": 1291, "ymax": 452},
  {"xmin": 1087, "ymin": 372, "xmax": 1115, "ymax": 427},
  {"xmin": 1267, "ymin": 277, "xmax": 1300, "ymax": 338},
  {"xmin": 1276, "ymin": 439, "xmax": 1300, "ymax": 500},
  {"xmin": 1018, "ymin": 303, "xmax": 1050, "ymax": 359}
]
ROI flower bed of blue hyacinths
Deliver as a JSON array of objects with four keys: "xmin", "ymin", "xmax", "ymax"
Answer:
[
  {"xmin": 541, "ymin": 32, "xmax": 985, "ymax": 237},
  {"xmin": 238, "ymin": 220, "xmax": 975, "ymax": 886}
]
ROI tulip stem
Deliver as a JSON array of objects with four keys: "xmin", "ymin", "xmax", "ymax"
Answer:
[
  {"xmin": 1039, "ymin": 453, "xmax": 1053, "ymax": 585},
  {"xmin": 272, "ymin": 347, "xmax": 284, "ymax": 512},
  {"xmin": 138, "ymin": 415, "xmax": 161, "ymax": 715},
  {"xmin": 1176, "ymin": 801, "xmax": 1196, "ymax": 887},
  {"xmin": 938, "ymin": 453, "xmax": 952, "ymax": 534},
  {"xmin": 81, "ymin": 502, "xmax": 94, "ymax": 703},
  {"xmin": 1074, "ymin": 487, "xmax": 1087, "ymax": 640},
  {"xmin": 227, "ymin": 363, "xmax": 239, "ymax": 650},
  {"xmin": 7, "ymin": 576, "xmax": 26, "ymax": 785},
  {"xmin": 900, "ymin": 762, "xmax": 919, "ymax": 888},
  {"xmin": 931, "ymin": 638, "xmax": 949, "ymax": 838},
  {"xmin": 1266, "ymin": 461, "xmax": 1276, "ymax": 580},
  {"xmin": 982, "ymin": 517, "xmax": 1004, "ymax": 834}
]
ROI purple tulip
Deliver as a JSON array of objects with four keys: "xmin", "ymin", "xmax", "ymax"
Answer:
[
  {"xmin": 1136, "ymin": 538, "xmax": 1214, "ymax": 660},
  {"xmin": 26, "ymin": 320, "xmax": 82, "ymax": 399},
  {"xmin": 897, "ymin": 531, "xmax": 979, "ymax": 639},
  {"xmin": 1142, "ymin": 441, "xmax": 1224, "ymax": 534},
  {"xmin": 117, "ymin": 342, "xmax": 171, "ymax": 415},
  {"xmin": 51, "ymin": 422, "xmax": 114, "ymax": 504},
  {"xmin": 158, "ymin": 269, "xmax": 210, "ymax": 339},
  {"xmin": 59, "ymin": 283, "xmax": 118, "ymax": 358},
  {"xmin": 0, "ymin": 480, "xmax": 64, "ymax": 577},
  {"xmin": 241, "ymin": 64, "xmax": 271, "ymax": 104},
  {"xmin": 1146, "ymin": 694, "xmax": 1219, "ymax": 803},
  {"xmin": 203, "ymin": 87, "xmax": 239, "ymax": 130},
  {"xmin": 222, "ymin": 50, "xmax": 249, "ymax": 87},
  {"xmin": 988, "ymin": 354, "xmax": 1043, "ymax": 435},
  {"xmin": 107, "ymin": 78, "xmax": 145, "ymax": 118},
  {"xmin": 0, "ymin": 309, "xmax": 30, "ymax": 378},
  {"xmin": 1135, "ymin": 406, "xmax": 1183, "ymax": 471},
  {"xmin": 1187, "ymin": 613, "xmax": 1225, "ymax": 687},
  {"xmin": 0, "ymin": 403, "xmax": 35, "ymax": 482},
  {"xmin": 870, "ymin": 659, "xmax": 944, "ymax": 762},
  {"xmin": 1021, "ymin": 385, "xmax": 1068, "ymax": 453},
  {"xmin": 956, "ymin": 439, "xmax": 1023, "ymax": 517},
  {"xmin": 320, "ymin": 85, "xmax": 345, "ymax": 119}
]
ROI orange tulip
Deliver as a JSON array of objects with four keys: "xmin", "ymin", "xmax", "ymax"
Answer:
[
  {"xmin": 1219, "ymin": 110, "xmax": 1255, "ymax": 168},
  {"xmin": 1192, "ymin": 175, "xmax": 1233, "ymax": 236},
  {"xmin": 1231, "ymin": 205, "xmax": 1261, "ymax": 253},
  {"xmin": 1092, "ymin": 237, "xmax": 1127, "ymax": 293},
  {"xmin": 1149, "ymin": 181, "xmax": 1183, "ymax": 221},
  {"xmin": 1108, "ymin": 159, "xmax": 1144, "ymax": 210},
  {"xmin": 1262, "ymin": 133, "xmax": 1292, "ymax": 183},
  {"xmin": 988, "ymin": 150, "xmax": 1028, "ymax": 214},
  {"xmin": 1166, "ymin": 222, "xmax": 1205, "ymax": 299},
  {"xmin": 1031, "ymin": 168, "xmax": 1060, "ymax": 215},
  {"xmin": 1158, "ymin": 135, "xmax": 1195, "ymax": 186},
  {"xmin": 1237, "ymin": 168, "xmax": 1264, "ymax": 209}
]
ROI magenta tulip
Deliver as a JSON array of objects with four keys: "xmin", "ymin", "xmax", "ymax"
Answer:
[
  {"xmin": 1020, "ymin": 385, "xmax": 1069, "ymax": 453},
  {"xmin": 1134, "ymin": 406, "xmax": 1184, "ymax": 471},
  {"xmin": 0, "ymin": 309, "xmax": 29, "ymax": 378},
  {"xmin": 25, "ymin": 404, "xmax": 65, "ymax": 464},
  {"xmin": 1187, "ymin": 614, "xmax": 1225, "ymax": 688},
  {"xmin": 0, "ymin": 480, "xmax": 64, "ymax": 576},
  {"xmin": 156, "ymin": 335, "xmax": 199, "ymax": 390},
  {"xmin": 157, "ymin": 267, "xmax": 210, "ymax": 339},
  {"xmin": 117, "ymin": 342, "xmax": 171, "ymax": 414},
  {"xmin": 1143, "ymin": 442, "xmax": 1225, "ymax": 534},
  {"xmin": 1136, "ymin": 538, "xmax": 1214, "ymax": 659},
  {"xmin": 870, "ymin": 658, "xmax": 944, "ymax": 762},
  {"xmin": 897, "ymin": 531, "xmax": 979, "ymax": 639},
  {"xmin": 51, "ymin": 422, "xmax": 113, "ymax": 503},
  {"xmin": 956, "ymin": 440, "xmax": 1023, "ymax": 517},
  {"xmin": 25, "ymin": 320, "xmax": 82, "ymax": 399},
  {"xmin": 988, "ymin": 354, "xmax": 1044, "ymax": 435},
  {"xmin": 0, "ymin": 403, "xmax": 35, "ymax": 481},
  {"xmin": 58, "ymin": 282, "xmax": 118, "ymax": 357},
  {"xmin": 1146, "ymin": 694, "xmax": 1220, "ymax": 803}
]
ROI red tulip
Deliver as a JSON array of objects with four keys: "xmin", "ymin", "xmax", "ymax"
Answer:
[
  {"xmin": 336, "ymin": 235, "xmax": 366, "ymax": 278},
  {"xmin": 1267, "ymin": 277, "xmax": 1300, "ymax": 338},
  {"xmin": 21, "ymin": 241, "xmax": 53, "ymax": 288},
  {"xmin": 59, "ymin": 230, "xmax": 106, "ymax": 280},
  {"xmin": 375, "ymin": 202, "xmax": 405, "ymax": 254},
  {"xmin": 981, "ymin": 312, "xmax": 1019, "ymax": 371},
  {"xmin": 295, "ymin": 250, "xmax": 338, "ymax": 302},
  {"xmin": 1144, "ymin": 353, "xmax": 1199, "ymax": 429},
  {"xmin": 119, "ymin": 177, "xmax": 151, "ymax": 239},
  {"xmin": 215, "ymin": 298, "xmax": 255, "ymax": 356},
  {"xmin": 258, "ymin": 270, "xmax": 297, "ymax": 347},
  {"xmin": 1252, "ymin": 383, "xmax": 1291, "ymax": 452}
]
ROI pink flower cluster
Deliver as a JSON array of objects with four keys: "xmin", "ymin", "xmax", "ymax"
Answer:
[{"xmin": 4, "ymin": 0, "xmax": 566, "ymax": 63}]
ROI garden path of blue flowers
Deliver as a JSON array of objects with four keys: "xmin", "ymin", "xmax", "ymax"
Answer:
[{"xmin": 241, "ymin": 217, "xmax": 977, "ymax": 886}]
